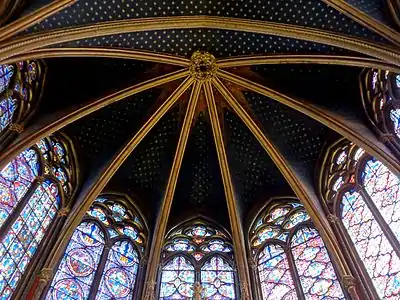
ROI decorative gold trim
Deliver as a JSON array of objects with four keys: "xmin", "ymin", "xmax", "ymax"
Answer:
[
  {"xmin": 322, "ymin": 0, "xmax": 400, "ymax": 46},
  {"xmin": 217, "ymin": 69, "xmax": 400, "ymax": 176},
  {"xmin": 212, "ymin": 76, "xmax": 351, "ymax": 278},
  {"xmin": 8, "ymin": 123, "xmax": 23, "ymax": 133},
  {"xmin": 37, "ymin": 268, "xmax": 53, "ymax": 284},
  {"xmin": 0, "ymin": 69, "xmax": 189, "ymax": 170},
  {"xmin": 143, "ymin": 80, "xmax": 201, "ymax": 299},
  {"xmin": 42, "ymin": 76, "xmax": 194, "ymax": 273},
  {"xmin": 0, "ymin": 0, "xmax": 77, "ymax": 42},
  {"xmin": 205, "ymin": 80, "xmax": 252, "ymax": 300},
  {"xmin": 218, "ymin": 54, "xmax": 400, "ymax": 72},
  {"xmin": 0, "ymin": 47, "xmax": 190, "ymax": 67},
  {"xmin": 1, "ymin": 16, "xmax": 400, "ymax": 64}
]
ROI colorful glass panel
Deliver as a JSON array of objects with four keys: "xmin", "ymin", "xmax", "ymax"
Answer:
[
  {"xmin": 341, "ymin": 191, "xmax": 400, "ymax": 299},
  {"xmin": 390, "ymin": 109, "xmax": 400, "ymax": 139},
  {"xmin": 0, "ymin": 96, "xmax": 17, "ymax": 131},
  {"xmin": 96, "ymin": 240, "xmax": 139, "ymax": 300},
  {"xmin": 46, "ymin": 222, "xmax": 105, "ymax": 300},
  {"xmin": 0, "ymin": 181, "xmax": 59, "ymax": 299},
  {"xmin": 160, "ymin": 256, "xmax": 195, "ymax": 299},
  {"xmin": 291, "ymin": 227, "xmax": 345, "ymax": 299},
  {"xmin": 201, "ymin": 256, "xmax": 235, "ymax": 300},
  {"xmin": 0, "ymin": 65, "xmax": 13, "ymax": 94},
  {"xmin": 363, "ymin": 159, "xmax": 400, "ymax": 241},
  {"xmin": 396, "ymin": 74, "xmax": 400, "ymax": 88},
  {"xmin": 257, "ymin": 244, "xmax": 297, "ymax": 300},
  {"xmin": 0, "ymin": 148, "xmax": 39, "ymax": 229}
]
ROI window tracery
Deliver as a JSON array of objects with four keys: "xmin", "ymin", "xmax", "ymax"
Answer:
[
  {"xmin": 361, "ymin": 69, "xmax": 400, "ymax": 154},
  {"xmin": 249, "ymin": 199, "xmax": 345, "ymax": 299},
  {"xmin": 159, "ymin": 220, "xmax": 236, "ymax": 299},
  {"xmin": 0, "ymin": 61, "xmax": 44, "ymax": 147},
  {"xmin": 0, "ymin": 134, "xmax": 77, "ymax": 299},
  {"xmin": 320, "ymin": 139, "xmax": 400, "ymax": 299},
  {"xmin": 45, "ymin": 195, "xmax": 147, "ymax": 299}
]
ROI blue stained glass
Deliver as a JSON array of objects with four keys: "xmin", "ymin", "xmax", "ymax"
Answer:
[
  {"xmin": 257, "ymin": 244, "xmax": 297, "ymax": 300},
  {"xmin": 0, "ymin": 96, "xmax": 17, "ymax": 131},
  {"xmin": 291, "ymin": 227, "xmax": 345, "ymax": 299},
  {"xmin": 0, "ymin": 181, "xmax": 60, "ymax": 298},
  {"xmin": 96, "ymin": 241, "xmax": 139, "ymax": 300},
  {"xmin": 160, "ymin": 256, "xmax": 195, "ymax": 299},
  {"xmin": 0, "ymin": 65, "xmax": 14, "ymax": 94},
  {"xmin": 396, "ymin": 74, "xmax": 400, "ymax": 88},
  {"xmin": 0, "ymin": 148, "xmax": 39, "ymax": 229},
  {"xmin": 201, "ymin": 256, "xmax": 235, "ymax": 300},
  {"xmin": 46, "ymin": 222, "xmax": 105, "ymax": 300},
  {"xmin": 390, "ymin": 109, "xmax": 400, "ymax": 139}
]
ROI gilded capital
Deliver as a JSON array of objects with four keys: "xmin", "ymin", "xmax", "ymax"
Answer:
[
  {"xmin": 342, "ymin": 275, "xmax": 357, "ymax": 290},
  {"xmin": 9, "ymin": 123, "xmax": 24, "ymax": 133},
  {"xmin": 327, "ymin": 214, "xmax": 340, "ymax": 224},
  {"xmin": 57, "ymin": 207, "xmax": 70, "ymax": 217},
  {"xmin": 38, "ymin": 268, "xmax": 53, "ymax": 284}
]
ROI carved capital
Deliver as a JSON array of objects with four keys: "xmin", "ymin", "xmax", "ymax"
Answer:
[
  {"xmin": 36, "ymin": 176, "xmax": 45, "ymax": 184},
  {"xmin": 342, "ymin": 275, "xmax": 357, "ymax": 290},
  {"xmin": 57, "ymin": 207, "xmax": 70, "ymax": 217},
  {"xmin": 38, "ymin": 268, "xmax": 53, "ymax": 284},
  {"xmin": 379, "ymin": 133, "xmax": 395, "ymax": 142},
  {"xmin": 248, "ymin": 256, "xmax": 257, "ymax": 270},
  {"xmin": 9, "ymin": 123, "xmax": 24, "ymax": 133},
  {"xmin": 327, "ymin": 214, "xmax": 340, "ymax": 224},
  {"xmin": 140, "ymin": 256, "xmax": 148, "ymax": 267}
]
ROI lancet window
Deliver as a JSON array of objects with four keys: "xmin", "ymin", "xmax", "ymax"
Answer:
[
  {"xmin": 0, "ymin": 134, "xmax": 77, "ymax": 299},
  {"xmin": 0, "ymin": 61, "xmax": 44, "ymax": 147},
  {"xmin": 320, "ymin": 139, "xmax": 400, "ymax": 299},
  {"xmin": 249, "ymin": 199, "xmax": 346, "ymax": 299},
  {"xmin": 45, "ymin": 195, "xmax": 147, "ymax": 300},
  {"xmin": 361, "ymin": 69, "xmax": 400, "ymax": 154},
  {"xmin": 159, "ymin": 220, "xmax": 237, "ymax": 299}
]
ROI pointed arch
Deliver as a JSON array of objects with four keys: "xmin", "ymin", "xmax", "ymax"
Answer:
[
  {"xmin": 360, "ymin": 68, "xmax": 400, "ymax": 158},
  {"xmin": 0, "ymin": 133, "xmax": 78, "ymax": 299},
  {"xmin": 319, "ymin": 138, "xmax": 400, "ymax": 299},
  {"xmin": 44, "ymin": 194, "xmax": 148, "ymax": 299},
  {"xmin": 249, "ymin": 198, "xmax": 346, "ymax": 299},
  {"xmin": 158, "ymin": 218, "xmax": 237, "ymax": 299},
  {"xmin": 0, "ymin": 60, "xmax": 45, "ymax": 149}
]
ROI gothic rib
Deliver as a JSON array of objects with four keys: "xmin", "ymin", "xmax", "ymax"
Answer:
[
  {"xmin": 0, "ymin": 69, "xmax": 189, "ymax": 170},
  {"xmin": 217, "ymin": 69, "xmax": 400, "ymax": 176},
  {"xmin": 143, "ymin": 80, "xmax": 201, "ymax": 299},
  {"xmin": 1, "ymin": 16, "xmax": 400, "ymax": 65},
  {"xmin": 42, "ymin": 76, "xmax": 194, "ymax": 272},
  {"xmin": 205, "ymin": 80, "xmax": 253, "ymax": 299},
  {"xmin": 322, "ymin": 0, "xmax": 400, "ymax": 46},
  {"xmin": 0, "ymin": 48, "xmax": 190, "ymax": 67},
  {"xmin": 212, "ymin": 76, "xmax": 352, "ymax": 279},
  {"xmin": 218, "ymin": 54, "xmax": 400, "ymax": 72},
  {"xmin": 0, "ymin": 0, "xmax": 76, "ymax": 42}
]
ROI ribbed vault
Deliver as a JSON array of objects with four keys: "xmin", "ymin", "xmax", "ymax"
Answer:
[{"xmin": 2, "ymin": 0, "xmax": 400, "ymax": 299}]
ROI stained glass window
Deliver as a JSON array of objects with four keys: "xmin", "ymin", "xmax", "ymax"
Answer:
[
  {"xmin": 0, "ymin": 62, "xmax": 42, "ymax": 139},
  {"xmin": 0, "ymin": 135, "xmax": 76, "ymax": 299},
  {"xmin": 321, "ymin": 140, "xmax": 400, "ymax": 299},
  {"xmin": 160, "ymin": 256, "xmax": 195, "ymax": 299},
  {"xmin": 250, "ymin": 201, "xmax": 345, "ymax": 300},
  {"xmin": 361, "ymin": 69, "xmax": 400, "ymax": 146},
  {"xmin": 201, "ymin": 256, "xmax": 235, "ymax": 299},
  {"xmin": 159, "ymin": 220, "xmax": 237, "ymax": 299},
  {"xmin": 46, "ymin": 195, "xmax": 147, "ymax": 299}
]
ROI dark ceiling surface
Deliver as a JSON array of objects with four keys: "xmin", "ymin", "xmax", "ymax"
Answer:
[
  {"xmin": 25, "ymin": 0, "xmax": 387, "ymax": 44},
  {"xmin": 345, "ymin": 0, "xmax": 390, "ymax": 25},
  {"xmin": 56, "ymin": 30, "xmax": 355, "ymax": 58},
  {"xmin": 14, "ymin": 0, "xmax": 396, "ymax": 230}
]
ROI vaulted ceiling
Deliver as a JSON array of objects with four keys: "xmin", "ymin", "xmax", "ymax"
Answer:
[{"xmin": 1, "ymin": 0, "xmax": 400, "ymax": 233}]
